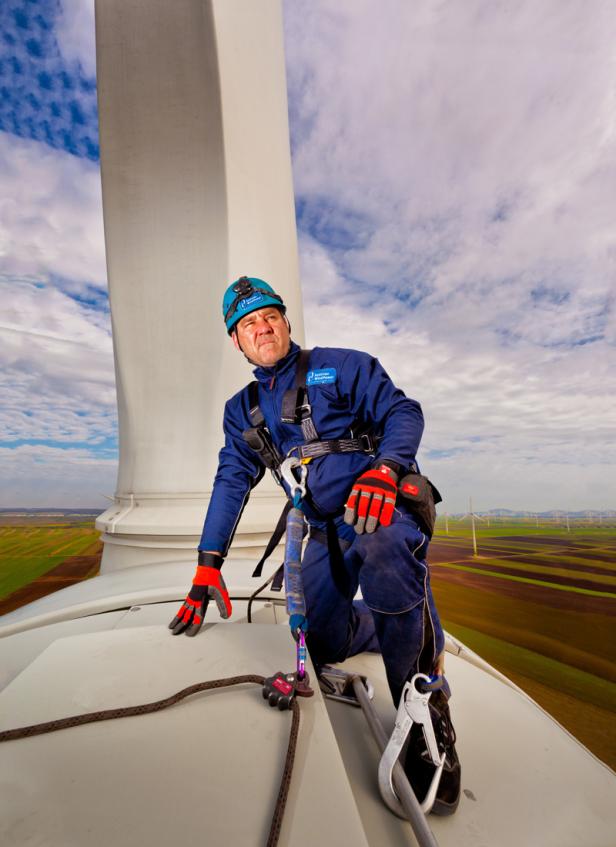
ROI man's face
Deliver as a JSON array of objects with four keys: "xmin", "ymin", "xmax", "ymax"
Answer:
[{"xmin": 232, "ymin": 307, "xmax": 291, "ymax": 367}]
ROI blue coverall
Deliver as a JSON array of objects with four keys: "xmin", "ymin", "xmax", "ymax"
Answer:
[{"xmin": 199, "ymin": 342, "xmax": 444, "ymax": 704}]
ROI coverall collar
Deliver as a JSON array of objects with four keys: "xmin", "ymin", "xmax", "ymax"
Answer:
[{"xmin": 253, "ymin": 341, "xmax": 301, "ymax": 384}]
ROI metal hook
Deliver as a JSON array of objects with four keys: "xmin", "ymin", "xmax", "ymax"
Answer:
[
  {"xmin": 378, "ymin": 673, "xmax": 446, "ymax": 817},
  {"xmin": 280, "ymin": 456, "xmax": 307, "ymax": 502}
]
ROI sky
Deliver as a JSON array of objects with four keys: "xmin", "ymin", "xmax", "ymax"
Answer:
[{"xmin": 1, "ymin": 0, "xmax": 615, "ymax": 513}]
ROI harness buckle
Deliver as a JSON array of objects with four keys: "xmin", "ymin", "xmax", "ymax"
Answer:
[{"xmin": 358, "ymin": 432, "xmax": 376, "ymax": 452}]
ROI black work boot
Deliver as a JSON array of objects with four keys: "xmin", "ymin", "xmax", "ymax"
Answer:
[{"xmin": 404, "ymin": 680, "xmax": 461, "ymax": 815}]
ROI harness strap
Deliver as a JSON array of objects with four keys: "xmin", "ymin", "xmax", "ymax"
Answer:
[
  {"xmin": 308, "ymin": 525, "xmax": 352, "ymax": 552},
  {"xmin": 248, "ymin": 380, "xmax": 265, "ymax": 427},
  {"xmin": 281, "ymin": 349, "xmax": 319, "ymax": 442},
  {"xmin": 325, "ymin": 518, "xmax": 352, "ymax": 595},
  {"xmin": 307, "ymin": 522, "xmax": 353, "ymax": 595},
  {"xmin": 271, "ymin": 564, "xmax": 285, "ymax": 592},
  {"xmin": 298, "ymin": 433, "xmax": 376, "ymax": 460},
  {"xmin": 300, "ymin": 416, "xmax": 319, "ymax": 443}
]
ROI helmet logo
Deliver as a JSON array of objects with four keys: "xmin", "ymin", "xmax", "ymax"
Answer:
[{"xmin": 239, "ymin": 292, "xmax": 264, "ymax": 312}]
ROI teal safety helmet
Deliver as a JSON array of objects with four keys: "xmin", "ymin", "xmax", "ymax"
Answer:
[{"xmin": 222, "ymin": 276, "xmax": 286, "ymax": 334}]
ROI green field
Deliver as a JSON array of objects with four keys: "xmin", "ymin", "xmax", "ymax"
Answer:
[
  {"xmin": 429, "ymin": 516, "xmax": 616, "ymax": 769},
  {"xmin": 0, "ymin": 521, "xmax": 102, "ymax": 600}
]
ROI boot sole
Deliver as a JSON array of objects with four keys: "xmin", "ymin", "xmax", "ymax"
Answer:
[{"xmin": 430, "ymin": 790, "xmax": 461, "ymax": 816}]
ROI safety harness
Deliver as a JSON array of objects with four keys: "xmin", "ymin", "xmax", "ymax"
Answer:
[
  {"xmin": 245, "ymin": 348, "xmax": 377, "ymax": 463},
  {"xmin": 245, "ymin": 348, "xmax": 441, "ymax": 586},
  {"xmin": 244, "ymin": 349, "xmax": 377, "ymax": 579}
]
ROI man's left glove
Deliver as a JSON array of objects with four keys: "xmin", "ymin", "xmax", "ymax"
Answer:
[
  {"xmin": 169, "ymin": 552, "xmax": 232, "ymax": 637},
  {"xmin": 344, "ymin": 463, "xmax": 399, "ymax": 534}
]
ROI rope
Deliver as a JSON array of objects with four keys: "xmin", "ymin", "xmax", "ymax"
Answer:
[
  {"xmin": 247, "ymin": 570, "xmax": 280, "ymax": 623},
  {"xmin": 0, "ymin": 674, "xmax": 300, "ymax": 847}
]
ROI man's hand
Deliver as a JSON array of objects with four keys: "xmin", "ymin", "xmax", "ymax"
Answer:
[
  {"xmin": 344, "ymin": 464, "xmax": 399, "ymax": 534},
  {"xmin": 169, "ymin": 552, "xmax": 231, "ymax": 636}
]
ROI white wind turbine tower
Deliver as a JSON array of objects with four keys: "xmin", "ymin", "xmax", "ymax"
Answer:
[{"xmin": 459, "ymin": 496, "xmax": 485, "ymax": 557}]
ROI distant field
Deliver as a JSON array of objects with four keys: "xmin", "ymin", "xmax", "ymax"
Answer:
[
  {"xmin": 1, "ymin": 515, "xmax": 615, "ymax": 769},
  {"xmin": 0, "ymin": 519, "xmax": 102, "ymax": 613},
  {"xmin": 429, "ymin": 516, "xmax": 616, "ymax": 770}
]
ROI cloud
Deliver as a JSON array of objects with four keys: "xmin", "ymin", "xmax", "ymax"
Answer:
[
  {"xmin": 284, "ymin": 1, "xmax": 616, "ymax": 510},
  {"xmin": 299, "ymin": 235, "xmax": 615, "ymax": 512},
  {"xmin": 0, "ymin": 276, "xmax": 118, "ymax": 506},
  {"xmin": 0, "ymin": 443, "xmax": 117, "ymax": 507},
  {"xmin": 55, "ymin": 0, "xmax": 96, "ymax": 79},
  {"xmin": 0, "ymin": 132, "xmax": 106, "ymax": 284},
  {"xmin": 284, "ymin": 1, "xmax": 615, "ymax": 320},
  {"xmin": 0, "ymin": 131, "xmax": 115, "ymax": 506},
  {"xmin": 1, "ymin": 2, "xmax": 614, "ymax": 511},
  {"xmin": 0, "ymin": 277, "xmax": 117, "ymax": 475}
]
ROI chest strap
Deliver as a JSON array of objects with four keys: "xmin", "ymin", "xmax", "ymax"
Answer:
[
  {"xmin": 247, "ymin": 349, "xmax": 377, "ymax": 465},
  {"xmin": 248, "ymin": 380, "xmax": 265, "ymax": 427},
  {"xmin": 280, "ymin": 348, "xmax": 319, "ymax": 442},
  {"xmin": 297, "ymin": 432, "xmax": 376, "ymax": 460}
]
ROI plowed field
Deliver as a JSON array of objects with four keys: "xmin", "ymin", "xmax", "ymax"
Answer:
[
  {"xmin": 429, "ymin": 520, "xmax": 616, "ymax": 769},
  {"xmin": 0, "ymin": 521, "xmax": 102, "ymax": 614}
]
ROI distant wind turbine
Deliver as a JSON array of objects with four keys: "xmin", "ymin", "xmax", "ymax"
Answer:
[{"xmin": 459, "ymin": 496, "xmax": 484, "ymax": 557}]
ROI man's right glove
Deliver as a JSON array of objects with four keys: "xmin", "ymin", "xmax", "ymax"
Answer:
[
  {"xmin": 168, "ymin": 552, "xmax": 232, "ymax": 637},
  {"xmin": 344, "ymin": 463, "xmax": 399, "ymax": 534}
]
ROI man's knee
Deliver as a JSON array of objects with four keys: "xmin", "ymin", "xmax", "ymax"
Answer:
[{"xmin": 357, "ymin": 516, "xmax": 429, "ymax": 614}]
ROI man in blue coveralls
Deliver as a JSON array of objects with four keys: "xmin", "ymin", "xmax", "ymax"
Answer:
[{"xmin": 169, "ymin": 276, "xmax": 461, "ymax": 815}]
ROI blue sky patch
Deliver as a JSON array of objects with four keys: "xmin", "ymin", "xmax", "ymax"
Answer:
[
  {"xmin": 0, "ymin": 0, "xmax": 99, "ymax": 160},
  {"xmin": 295, "ymin": 194, "xmax": 374, "ymax": 251},
  {"xmin": 424, "ymin": 448, "xmax": 465, "ymax": 460},
  {"xmin": 530, "ymin": 285, "xmax": 570, "ymax": 306},
  {"xmin": 64, "ymin": 285, "xmax": 110, "ymax": 313}
]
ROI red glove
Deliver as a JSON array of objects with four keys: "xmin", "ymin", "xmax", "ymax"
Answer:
[
  {"xmin": 344, "ymin": 463, "xmax": 399, "ymax": 534},
  {"xmin": 169, "ymin": 553, "xmax": 232, "ymax": 637}
]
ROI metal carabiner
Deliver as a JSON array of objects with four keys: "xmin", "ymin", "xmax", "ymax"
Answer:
[
  {"xmin": 378, "ymin": 673, "xmax": 446, "ymax": 817},
  {"xmin": 280, "ymin": 456, "xmax": 307, "ymax": 502}
]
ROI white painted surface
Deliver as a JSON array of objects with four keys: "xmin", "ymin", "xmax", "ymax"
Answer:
[
  {"xmin": 1, "ymin": 595, "xmax": 615, "ymax": 846},
  {"xmin": 0, "ymin": 558, "xmax": 282, "ymax": 637},
  {"xmin": 0, "ymin": 625, "xmax": 367, "ymax": 847},
  {"xmin": 94, "ymin": 0, "xmax": 303, "ymax": 570},
  {"xmin": 330, "ymin": 652, "xmax": 616, "ymax": 847}
]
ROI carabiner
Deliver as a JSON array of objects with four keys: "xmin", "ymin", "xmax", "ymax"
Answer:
[
  {"xmin": 280, "ymin": 456, "xmax": 308, "ymax": 502},
  {"xmin": 378, "ymin": 673, "xmax": 446, "ymax": 817}
]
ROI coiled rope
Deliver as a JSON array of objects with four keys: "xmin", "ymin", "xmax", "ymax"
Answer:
[{"xmin": 0, "ymin": 673, "xmax": 300, "ymax": 847}]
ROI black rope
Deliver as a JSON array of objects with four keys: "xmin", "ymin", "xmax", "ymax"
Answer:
[
  {"xmin": 0, "ymin": 674, "xmax": 300, "ymax": 847},
  {"xmin": 247, "ymin": 566, "xmax": 283, "ymax": 623}
]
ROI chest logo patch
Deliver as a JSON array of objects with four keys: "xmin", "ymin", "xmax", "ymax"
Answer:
[{"xmin": 306, "ymin": 368, "xmax": 337, "ymax": 386}]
